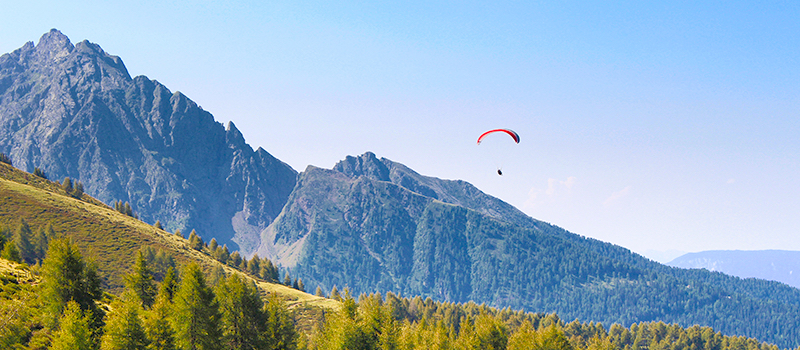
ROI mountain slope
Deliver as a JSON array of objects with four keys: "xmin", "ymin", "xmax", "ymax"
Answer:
[
  {"xmin": 258, "ymin": 152, "xmax": 800, "ymax": 348},
  {"xmin": 0, "ymin": 161, "xmax": 336, "ymax": 315},
  {"xmin": 669, "ymin": 250, "xmax": 800, "ymax": 289},
  {"xmin": 0, "ymin": 29, "xmax": 296, "ymax": 254}
]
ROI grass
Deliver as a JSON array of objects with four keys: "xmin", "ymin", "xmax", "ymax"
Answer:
[{"xmin": 0, "ymin": 162, "xmax": 339, "ymax": 316}]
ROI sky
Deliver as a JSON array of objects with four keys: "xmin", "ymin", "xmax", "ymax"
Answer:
[{"xmin": 2, "ymin": 1, "xmax": 798, "ymax": 262}]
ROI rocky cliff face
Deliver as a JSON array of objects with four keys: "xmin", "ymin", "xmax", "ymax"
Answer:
[{"xmin": 0, "ymin": 30, "xmax": 297, "ymax": 254}]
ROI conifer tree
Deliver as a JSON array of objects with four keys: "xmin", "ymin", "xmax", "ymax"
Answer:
[
  {"xmin": 216, "ymin": 274, "xmax": 267, "ymax": 350},
  {"xmin": 296, "ymin": 278, "xmax": 305, "ymax": 292},
  {"xmin": 72, "ymin": 180, "xmax": 84, "ymax": 198},
  {"xmin": 145, "ymin": 292, "xmax": 177, "ymax": 350},
  {"xmin": 159, "ymin": 267, "xmax": 179, "ymax": 302},
  {"xmin": 172, "ymin": 262, "xmax": 222, "ymax": 350},
  {"xmin": 215, "ymin": 244, "xmax": 230, "ymax": 264},
  {"xmin": 0, "ymin": 152, "xmax": 11, "ymax": 165},
  {"xmin": 247, "ymin": 253, "xmax": 261, "ymax": 276},
  {"xmin": 101, "ymin": 291, "xmax": 149, "ymax": 350},
  {"xmin": 263, "ymin": 294, "xmax": 299, "ymax": 350},
  {"xmin": 1, "ymin": 240, "xmax": 21, "ymax": 263},
  {"xmin": 33, "ymin": 167, "xmax": 47, "ymax": 179},
  {"xmin": 50, "ymin": 301, "xmax": 94, "ymax": 350},
  {"xmin": 260, "ymin": 258, "xmax": 279, "ymax": 282},
  {"xmin": 229, "ymin": 251, "xmax": 242, "ymax": 267},
  {"xmin": 41, "ymin": 237, "xmax": 104, "ymax": 328},
  {"xmin": 315, "ymin": 286, "xmax": 324, "ymax": 297},
  {"xmin": 154, "ymin": 220, "xmax": 163, "ymax": 230},
  {"xmin": 330, "ymin": 286, "xmax": 341, "ymax": 301},
  {"xmin": 188, "ymin": 230, "xmax": 204, "ymax": 251},
  {"xmin": 174, "ymin": 229, "xmax": 183, "ymax": 238},
  {"xmin": 62, "ymin": 177, "xmax": 73, "ymax": 193},
  {"xmin": 209, "ymin": 265, "xmax": 226, "ymax": 286},
  {"xmin": 208, "ymin": 238, "xmax": 218, "ymax": 251},
  {"xmin": 125, "ymin": 251, "xmax": 157, "ymax": 309},
  {"xmin": 32, "ymin": 227, "xmax": 49, "ymax": 263},
  {"xmin": 283, "ymin": 273, "xmax": 292, "ymax": 286},
  {"xmin": 13, "ymin": 220, "xmax": 34, "ymax": 264}
]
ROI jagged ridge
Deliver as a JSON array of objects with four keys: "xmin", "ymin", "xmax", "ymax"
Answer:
[{"xmin": 0, "ymin": 29, "xmax": 297, "ymax": 254}]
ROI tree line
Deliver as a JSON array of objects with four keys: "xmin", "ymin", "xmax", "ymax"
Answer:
[{"xmin": 1, "ymin": 233, "xmax": 299, "ymax": 350}]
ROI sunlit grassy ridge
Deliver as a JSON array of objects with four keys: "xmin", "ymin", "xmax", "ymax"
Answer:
[{"xmin": 0, "ymin": 162, "xmax": 338, "ymax": 313}]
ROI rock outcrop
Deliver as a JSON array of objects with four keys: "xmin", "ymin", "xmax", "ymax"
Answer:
[{"xmin": 0, "ymin": 29, "xmax": 297, "ymax": 254}]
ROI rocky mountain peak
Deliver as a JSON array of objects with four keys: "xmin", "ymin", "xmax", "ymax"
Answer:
[
  {"xmin": 36, "ymin": 29, "xmax": 74, "ymax": 55},
  {"xmin": 333, "ymin": 151, "xmax": 390, "ymax": 181},
  {"xmin": 0, "ymin": 30, "xmax": 298, "ymax": 254}
]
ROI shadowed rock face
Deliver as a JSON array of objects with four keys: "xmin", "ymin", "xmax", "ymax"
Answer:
[{"xmin": 0, "ymin": 29, "xmax": 297, "ymax": 254}]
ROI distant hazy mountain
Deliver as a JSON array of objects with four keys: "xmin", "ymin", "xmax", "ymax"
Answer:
[
  {"xmin": 668, "ymin": 250, "xmax": 800, "ymax": 289},
  {"xmin": 0, "ymin": 29, "xmax": 297, "ymax": 254}
]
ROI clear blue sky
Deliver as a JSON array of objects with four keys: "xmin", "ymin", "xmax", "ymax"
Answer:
[{"xmin": 2, "ymin": 1, "xmax": 798, "ymax": 261}]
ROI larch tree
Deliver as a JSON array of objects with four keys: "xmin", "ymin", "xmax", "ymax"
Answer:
[
  {"xmin": 41, "ymin": 237, "xmax": 104, "ymax": 328},
  {"xmin": 49, "ymin": 301, "xmax": 94, "ymax": 350},
  {"xmin": 172, "ymin": 262, "xmax": 222, "ymax": 350},
  {"xmin": 100, "ymin": 291, "xmax": 149, "ymax": 350},
  {"xmin": 125, "ymin": 250, "xmax": 157, "ymax": 309},
  {"xmin": 216, "ymin": 274, "xmax": 267, "ymax": 350}
]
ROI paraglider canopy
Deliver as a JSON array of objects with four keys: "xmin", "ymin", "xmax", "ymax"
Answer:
[
  {"xmin": 477, "ymin": 129, "xmax": 520, "ymax": 144},
  {"xmin": 477, "ymin": 129, "xmax": 519, "ymax": 176}
]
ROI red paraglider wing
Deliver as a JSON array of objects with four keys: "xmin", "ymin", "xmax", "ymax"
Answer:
[{"xmin": 477, "ymin": 129, "xmax": 520, "ymax": 144}]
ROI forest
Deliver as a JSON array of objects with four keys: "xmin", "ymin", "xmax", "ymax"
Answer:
[{"xmin": 0, "ymin": 220, "xmax": 794, "ymax": 350}]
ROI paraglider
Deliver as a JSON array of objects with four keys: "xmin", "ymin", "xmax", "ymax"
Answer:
[
  {"xmin": 477, "ymin": 129, "xmax": 520, "ymax": 145},
  {"xmin": 477, "ymin": 128, "xmax": 519, "ymax": 175}
]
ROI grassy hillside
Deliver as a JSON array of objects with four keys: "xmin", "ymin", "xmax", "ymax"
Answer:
[{"xmin": 0, "ymin": 162, "xmax": 338, "ymax": 314}]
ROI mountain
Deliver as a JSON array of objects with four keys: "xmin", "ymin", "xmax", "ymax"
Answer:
[
  {"xmin": 669, "ymin": 250, "xmax": 800, "ymax": 289},
  {"xmin": 0, "ymin": 29, "xmax": 296, "ymax": 254},
  {"xmin": 5, "ymin": 30, "xmax": 800, "ymax": 348},
  {"xmin": 257, "ymin": 152, "xmax": 800, "ymax": 348}
]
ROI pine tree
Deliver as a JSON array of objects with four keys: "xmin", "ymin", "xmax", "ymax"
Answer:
[
  {"xmin": 283, "ymin": 273, "xmax": 292, "ymax": 286},
  {"xmin": 260, "ymin": 258, "xmax": 279, "ymax": 282},
  {"xmin": 315, "ymin": 286, "xmax": 324, "ymax": 297},
  {"xmin": 0, "ymin": 152, "xmax": 11, "ymax": 165},
  {"xmin": 145, "ymin": 292, "xmax": 177, "ymax": 350},
  {"xmin": 101, "ymin": 291, "xmax": 149, "ymax": 350},
  {"xmin": 208, "ymin": 238, "xmax": 218, "ymax": 251},
  {"xmin": 33, "ymin": 167, "xmax": 47, "ymax": 179},
  {"xmin": 72, "ymin": 180, "xmax": 84, "ymax": 198},
  {"xmin": 62, "ymin": 177, "xmax": 73, "ymax": 193},
  {"xmin": 1, "ymin": 240, "xmax": 21, "ymax": 263},
  {"xmin": 174, "ymin": 229, "xmax": 183, "ymax": 238},
  {"xmin": 209, "ymin": 265, "xmax": 226, "ymax": 286},
  {"xmin": 159, "ymin": 267, "xmax": 179, "ymax": 302},
  {"xmin": 247, "ymin": 254, "xmax": 261, "ymax": 276},
  {"xmin": 125, "ymin": 251, "xmax": 157, "ymax": 309},
  {"xmin": 172, "ymin": 263, "xmax": 222, "ymax": 350},
  {"xmin": 229, "ymin": 251, "xmax": 242, "ymax": 268},
  {"xmin": 216, "ymin": 274, "xmax": 267, "ymax": 350},
  {"xmin": 154, "ymin": 220, "xmax": 163, "ymax": 230},
  {"xmin": 50, "ymin": 301, "xmax": 94, "ymax": 350},
  {"xmin": 12, "ymin": 220, "xmax": 34, "ymax": 264},
  {"xmin": 215, "ymin": 244, "xmax": 230, "ymax": 264},
  {"xmin": 32, "ymin": 227, "xmax": 49, "ymax": 264},
  {"xmin": 41, "ymin": 237, "xmax": 104, "ymax": 328},
  {"xmin": 263, "ymin": 294, "xmax": 299, "ymax": 350},
  {"xmin": 188, "ymin": 230, "xmax": 204, "ymax": 251}
]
